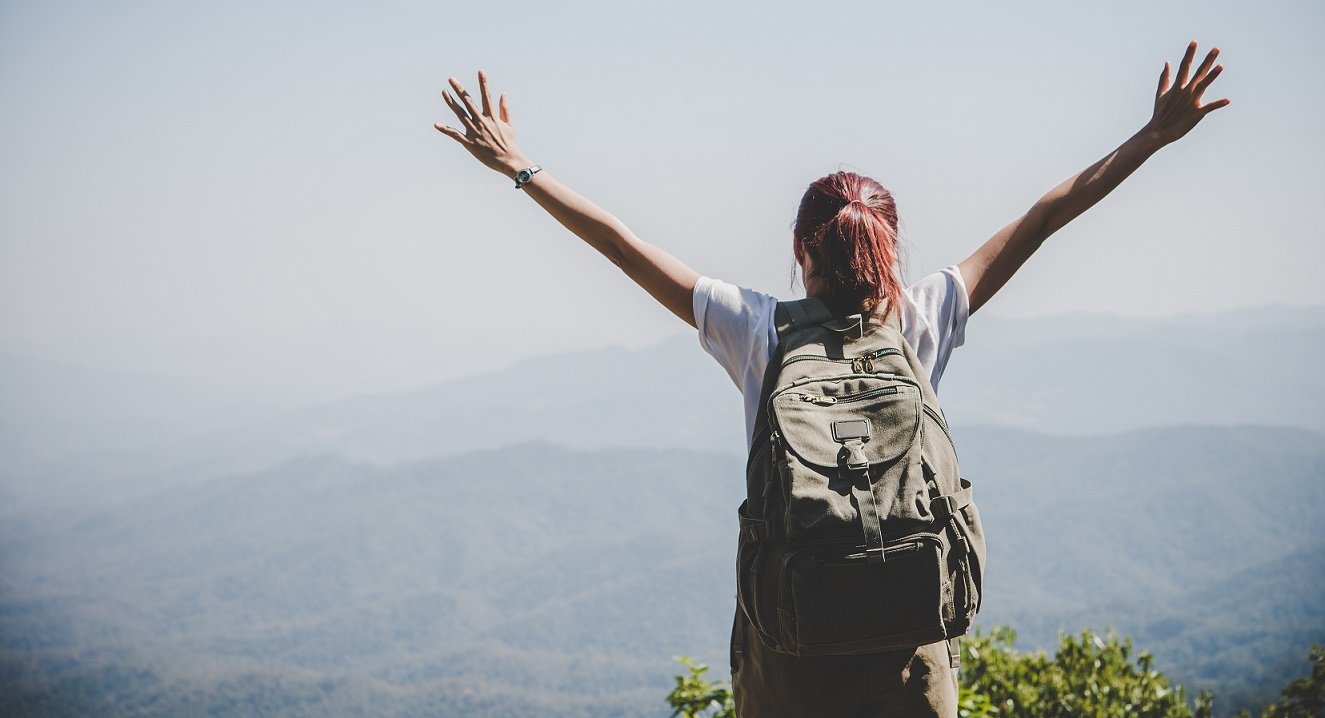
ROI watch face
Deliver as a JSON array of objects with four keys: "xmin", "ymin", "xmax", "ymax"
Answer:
[{"xmin": 516, "ymin": 169, "xmax": 532, "ymax": 183}]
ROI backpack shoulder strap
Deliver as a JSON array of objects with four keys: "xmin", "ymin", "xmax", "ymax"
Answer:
[
  {"xmin": 765, "ymin": 297, "xmax": 834, "ymax": 401},
  {"xmin": 748, "ymin": 297, "xmax": 835, "ymax": 469},
  {"xmin": 774, "ymin": 297, "xmax": 835, "ymax": 337}
]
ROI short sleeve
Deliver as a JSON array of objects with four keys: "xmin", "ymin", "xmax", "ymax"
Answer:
[
  {"xmin": 900, "ymin": 264, "xmax": 970, "ymax": 391},
  {"xmin": 692, "ymin": 276, "xmax": 781, "ymax": 447}
]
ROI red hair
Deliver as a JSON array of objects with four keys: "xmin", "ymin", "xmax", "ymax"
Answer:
[{"xmin": 793, "ymin": 171, "xmax": 903, "ymax": 323}]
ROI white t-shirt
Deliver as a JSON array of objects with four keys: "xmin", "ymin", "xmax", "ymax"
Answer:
[{"xmin": 693, "ymin": 265, "xmax": 971, "ymax": 449}]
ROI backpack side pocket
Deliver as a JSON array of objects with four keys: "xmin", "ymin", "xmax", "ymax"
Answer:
[{"xmin": 737, "ymin": 502, "xmax": 781, "ymax": 651}]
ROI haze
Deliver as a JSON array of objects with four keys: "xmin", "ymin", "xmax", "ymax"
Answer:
[{"xmin": 2, "ymin": 0, "xmax": 1320, "ymax": 404}]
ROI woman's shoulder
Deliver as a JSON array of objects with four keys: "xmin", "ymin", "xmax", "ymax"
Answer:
[
  {"xmin": 692, "ymin": 276, "xmax": 782, "ymax": 391},
  {"xmin": 903, "ymin": 264, "xmax": 967, "ymax": 299},
  {"xmin": 900, "ymin": 264, "xmax": 970, "ymax": 355},
  {"xmin": 693, "ymin": 276, "xmax": 782, "ymax": 329},
  {"xmin": 694, "ymin": 275, "xmax": 781, "ymax": 306}
]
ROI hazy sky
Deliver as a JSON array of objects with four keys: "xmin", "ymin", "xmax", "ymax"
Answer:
[{"xmin": 2, "ymin": 0, "xmax": 1321, "ymax": 402}]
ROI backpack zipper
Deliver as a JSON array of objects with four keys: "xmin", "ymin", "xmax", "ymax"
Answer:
[
  {"xmin": 799, "ymin": 533, "xmax": 943, "ymax": 562},
  {"xmin": 769, "ymin": 374, "xmax": 920, "ymax": 421},
  {"xmin": 781, "ymin": 347, "xmax": 902, "ymax": 373},
  {"xmin": 853, "ymin": 347, "xmax": 902, "ymax": 374},
  {"xmin": 923, "ymin": 403, "xmax": 954, "ymax": 447},
  {"xmin": 838, "ymin": 541, "xmax": 923, "ymax": 562},
  {"xmin": 795, "ymin": 385, "xmax": 901, "ymax": 406},
  {"xmin": 781, "ymin": 355, "xmax": 855, "ymax": 369}
]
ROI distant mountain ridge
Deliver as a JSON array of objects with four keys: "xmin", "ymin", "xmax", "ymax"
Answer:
[
  {"xmin": 3, "ymin": 306, "xmax": 1323, "ymax": 509},
  {"xmin": 3, "ymin": 426, "xmax": 1321, "ymax": 716},
  {"xmin": 945, "ymin": 306, "xmax": 1325, "ymax": 434}
]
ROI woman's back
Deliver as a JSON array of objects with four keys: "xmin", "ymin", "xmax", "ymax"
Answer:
[{"xmin": 693, "ymin": 265, "xmax": 970, "ymax": 448}]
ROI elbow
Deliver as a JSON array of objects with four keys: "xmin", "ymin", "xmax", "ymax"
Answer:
[{"xmin": 603, "ymin": 246, "xmax": 627, "ymax": 269}]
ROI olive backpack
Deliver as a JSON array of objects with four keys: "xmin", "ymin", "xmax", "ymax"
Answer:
[{"xmin": 736, "ymin": 297, "xmax": 986, "ymax": 656}]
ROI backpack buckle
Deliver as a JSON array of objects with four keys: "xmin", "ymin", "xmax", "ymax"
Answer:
[{"xmin": 832, "ymin": 421, "xmax": 872, "ymax": 470}]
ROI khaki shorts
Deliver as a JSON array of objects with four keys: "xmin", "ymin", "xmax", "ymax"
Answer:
[{"xmin": 730, "ymin": 607, "xmax": 959, "ymax": 718}]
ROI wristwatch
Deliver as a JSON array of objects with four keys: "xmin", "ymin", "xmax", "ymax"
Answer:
[{"xmin": 514, "ymin": 165, "xmax": 542, "ymax": 189}]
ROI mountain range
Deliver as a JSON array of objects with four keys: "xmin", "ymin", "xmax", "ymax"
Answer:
[
  {"xmin": 2, "ymin": 305, "xmax": 1323, "ymax": 716},
  {"xmin": 3, "ymin": 427, "xmax": 1322, "ymax": 716},
  {"xmin": 3, "ymin": 305, "xmax": 1322, "ymax": 509}
]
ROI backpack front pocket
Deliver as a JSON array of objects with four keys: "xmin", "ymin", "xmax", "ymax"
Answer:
[
  {"xmin": 771, "ymin": 377, "xmax": 921, "ymax": 470},
  {"xmin": 770, "ymin": 376, "xmax": 925, "ymax": 538},
  {"xmin": 776, "ymin": 533, "xmax": 950, "ymax": 656}
]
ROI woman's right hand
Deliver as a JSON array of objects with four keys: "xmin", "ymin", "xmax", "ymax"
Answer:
[{"xmin": 434, "ymin": 70, "xmax": 531, "ymax": 178}]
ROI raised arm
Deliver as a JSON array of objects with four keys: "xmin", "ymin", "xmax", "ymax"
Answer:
[
  {"xmin": 434, "ymin": 71, "xmax": 700, "ymax": 328},
  {"xmin": 958, "ymin": 41, "xmax": 1230, "ymax": 315}
]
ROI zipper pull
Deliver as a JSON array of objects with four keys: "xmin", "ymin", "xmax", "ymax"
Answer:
[
  {"xmin": 854, "ymin": 348, "xmax": 898, "ymax": 373},
  {"xmin": 801, "ymin": 394, "xmax": 837, "ymax": 405}
]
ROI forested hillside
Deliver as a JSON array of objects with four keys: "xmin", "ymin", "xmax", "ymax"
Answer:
[{"xmin": 3, "ymin": 427, "xmax": 1321, "ymax": 716}]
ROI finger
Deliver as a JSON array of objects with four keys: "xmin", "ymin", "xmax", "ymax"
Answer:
[
  {"xmin": 1193, "ymin": 63, "xmax": 1223, "ymax": 98},
  {"xmin": 499, "ymin": 93, "xmax": 511, "ymax": 125},
  {"xmin": 1175, "ymin": 40, "xmax": 1198, "ymax": 88},
  {"xmin": 477, "ymin": 69, "xmax": 494, "ymax": 118},
  {"xmin": 448, "ymin": 77, "xmax": 484, "ymax": 129},
  {"xmin": 433, "ymin": 123, "xmax": 469, "ymax": 143},
  {"xmin": 441, "ymin": 90, "xmax": 476, "ymax": 133},
  {"xmin": 441, "ymin": 89, "xmax": 477, "ymax": 134},
  {"xmin": 1198, "ymin": 97, "xmax": 1231, "ymax": 115},
  {"xmin": 1156, "ymin": 61, "xmax": 1171, "ymax": 98},
  {"xmin": 442, "ymin": 83, "xmax": 472, "ymax": 122},
  {"xmin": 1189, "ymin": 47, "xmax": 1220, "ymax": 88}
]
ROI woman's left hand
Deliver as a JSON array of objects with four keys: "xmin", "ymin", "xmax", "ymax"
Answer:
[{"xmin": 1144, "ymin": 40, "xmax": 1230, "ymax": 147}]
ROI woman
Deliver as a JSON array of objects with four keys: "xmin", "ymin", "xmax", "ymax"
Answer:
[{"xmin": 434, "ymin": 40, "xmax": 1228, "ymax": 717}]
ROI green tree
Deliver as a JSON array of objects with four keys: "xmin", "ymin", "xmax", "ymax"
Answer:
[
  {"xmin": 960, "ymin": 626, "xmax": 1212, "ymax": 718},
  {"xmin": 958, "ymin": 684, "xmax": 995, "ymax": 718},
  {"xmin": 667, "ymin": 656, "xmax": 735, "ymax": 718}
]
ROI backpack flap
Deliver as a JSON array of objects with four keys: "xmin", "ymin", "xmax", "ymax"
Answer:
[
  {"xmin": 770, "ymin": 378, "xmax": 921, "ymax": 470},
  {"xmin": 770, "ymin": 374, "xmax": 926, "ymax": 541}
]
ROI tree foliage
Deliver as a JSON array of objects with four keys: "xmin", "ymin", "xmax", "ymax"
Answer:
[
  {"xmin": 960, "ymin": 626, "xmax": 1213, "ymax": 718},
  {"xmin": 666, "ymin": 656, "xmax": 734, "ymax": 718}
]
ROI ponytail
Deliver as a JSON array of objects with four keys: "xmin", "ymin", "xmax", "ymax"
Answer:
[{"xmin": 792, "ymin": 172, "xmax": 903, "ymax": 323}]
